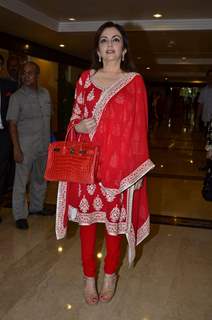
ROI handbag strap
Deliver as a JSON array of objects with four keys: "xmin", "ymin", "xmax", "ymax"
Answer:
[
  {"xmin": 65, "ymin": 125, "xmax": 76, "ymax": 142},
  {"xmin": 65, "ymin": 121, "xmax": 91, "ymax": 144},
  {"xmin": 65, "ymin": 124, "xmax": 86, "ymax": 143}
]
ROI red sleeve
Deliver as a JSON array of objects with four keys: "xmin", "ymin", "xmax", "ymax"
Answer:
[{"xmin": 68, "ymin": 70, "xmax": 90, "ymax": 128}]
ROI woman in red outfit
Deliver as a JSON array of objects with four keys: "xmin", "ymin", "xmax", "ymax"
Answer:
[{"xmin": 56, "ymin": 21, "xmax": 154, "ymax": 304}]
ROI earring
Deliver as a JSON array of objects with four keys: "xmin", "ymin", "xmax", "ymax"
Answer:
[
  {"xmin": 122, "ymin": 53, "xmax": 125, "ymax": 61},
  {"xmin": 98, "ymin": 56, "xmax": 101, "ymax": 63}
]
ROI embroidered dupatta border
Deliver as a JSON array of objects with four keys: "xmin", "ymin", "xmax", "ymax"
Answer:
[
  {"xmin": 56, "ymin": 181, "xmax": 68, "ymax": 239},
  {"xmin": 89, "ymin": 71, "xmax": 137, "ymax": 140},
  {"xmin": 100, "ymin": 158, "xmax": 155, "ymax": 197}
]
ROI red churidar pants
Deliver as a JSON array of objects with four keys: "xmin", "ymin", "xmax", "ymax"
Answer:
[{"xmin": 80, "ymin": 224, "xmax": 122, "ymax": 277}]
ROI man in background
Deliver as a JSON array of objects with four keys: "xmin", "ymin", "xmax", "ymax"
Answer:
[
  {"xmin": 198, "ymin": 70, "xmax": 212, "ymax": 129},
  {"xmin": 0, "ymin": 55, "xmax": 19, "ymax": 223},
  {"xmin": 7, "ymin": 61, "xmax": 52, "ymax": 230},
  {"xmin": 197, "ymin": 70, "xmax": 212, "ymax": 171}
]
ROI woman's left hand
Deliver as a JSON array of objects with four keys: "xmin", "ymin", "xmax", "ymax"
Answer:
[{"xmin": 134, "ymin": 179, "xmax": 143, "ymax": 190}]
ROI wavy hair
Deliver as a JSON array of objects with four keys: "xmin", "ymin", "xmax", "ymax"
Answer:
[{"xmin": 91, "ymin": 21, "xmax": 135, "ymax": 72}]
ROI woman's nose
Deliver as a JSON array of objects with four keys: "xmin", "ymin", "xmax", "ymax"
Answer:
[{"xmin": 107, "ymin": 39, "xmax": 113, "ymax": 47}]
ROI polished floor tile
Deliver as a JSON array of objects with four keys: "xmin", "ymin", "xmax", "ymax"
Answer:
[
  {"xmin": 148, "ymin": 177, "xmax": 212, "ymax": 220},
  {"xmin": 0, "ymin": 210, "xmax": 212, "ymax": 320},
  {"xmin": 148, "ymin": 118, "xmax": 212, "ymax": 220}
]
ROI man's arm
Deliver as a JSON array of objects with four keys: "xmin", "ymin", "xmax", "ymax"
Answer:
[
  {"xmin": 6, "ymin": 93, "xmax": 23, "ymax": 163},
  {"xmin": 8, "ymin": 120, "xmax": 23, "ymax": 163}
]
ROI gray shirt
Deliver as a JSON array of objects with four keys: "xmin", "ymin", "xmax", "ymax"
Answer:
[{"xmin": 7, "ymin": 85, "xmax": 51, "ymax": 156}]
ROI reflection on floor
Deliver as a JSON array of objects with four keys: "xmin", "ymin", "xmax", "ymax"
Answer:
[
  {"xmin": 1, "ymin": 115, "xmax": 212, "ymax": 319},
  {"xmin": 0, "ymin": 209, "xmax": 212, "ymax": 320},
  {"xmin": 149, "ymin": 117, "xmax": 212, "ymax": 221}
]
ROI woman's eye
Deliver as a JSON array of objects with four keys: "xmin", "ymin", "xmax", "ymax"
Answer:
[
  {"xmin": 99, "ymin": 38, "xmax": 107, "ymax": 44},
  {"xmin": 113, "ymin": 37, "xmax": 120, "ymax": 42}
]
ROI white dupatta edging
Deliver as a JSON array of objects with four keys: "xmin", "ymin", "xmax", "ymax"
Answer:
[
  {"xmin": 89, "ymin": 71, "xmax": 137, "ymax": 140},
  {"xmin": 56, "ymin": 181, "xmax": 68, "ymax": 240},
  {"xmin": 100, "ymin": 159, "xmax": 155, "ymax": 197},
  {"xmin": 126, "ymin": 184, "xmax": 150, "ymax": 266}
]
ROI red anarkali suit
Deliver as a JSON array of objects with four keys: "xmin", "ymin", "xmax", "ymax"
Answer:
[{"xmin": 56, "ymin": 70, "xmax": 154, "ymax": 265}]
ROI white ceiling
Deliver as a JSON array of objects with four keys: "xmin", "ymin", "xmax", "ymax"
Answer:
[{"xmin": 1, "ymin": 0, "xmax": 212, "ymax": 82}]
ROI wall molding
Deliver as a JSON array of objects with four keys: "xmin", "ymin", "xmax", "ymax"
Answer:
[
  {"xmin": 59, "ymin": 19, "xmax": 212, "ymax": 32},
  {"xmin": 157, "ymin": 58, "xmax": 212, "ymax": 65},
  {"xmin": 1, "ymin": 0, "xmax": 212, "ymax": 32},
  {"xmin": 0, "ymin": 0, "xmax": 57, "ymax": 30}
]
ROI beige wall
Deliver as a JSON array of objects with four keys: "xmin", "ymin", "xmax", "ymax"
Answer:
[
  {"xmin": 66, "ymin": 65, "xmax": 83, "ymax": 86},
  {"xmin": 0, "ymin": 49, "xmax": 85, "ymax": 132}
]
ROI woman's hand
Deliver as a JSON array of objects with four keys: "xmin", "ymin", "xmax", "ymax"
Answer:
[
  {"xmin": 134, "ymin": 179, "xmax": 143, "ymax": 190},
  {"xmin": 75, "ymin": 118, "xmax": 96, "ymax": 134}
]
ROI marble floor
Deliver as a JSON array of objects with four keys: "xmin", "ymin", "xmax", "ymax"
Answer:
[
  {"xmin": 149, "ymin": 118, "xmax": 212, "ymax": 221},
  {"xmin": 0, "ymin": 210, "xmax": 212, "ymax": 320},
  {"xmin": 0, "ymin": 116, "xmax": 212, "ymax": 319}
]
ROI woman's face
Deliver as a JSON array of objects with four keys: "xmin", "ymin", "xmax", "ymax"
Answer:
[{"xmin": 97, "ymin": 27, "xmax": 126, "ymax": 64}]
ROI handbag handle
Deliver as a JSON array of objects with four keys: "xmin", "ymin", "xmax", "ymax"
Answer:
[
  {"xmin": 65, "ymin": 124, "xmax": 76, "ymax": 142},
  {"xmin": 65, "ymin": 124, "xmax": 83, "ymax": 142},
  {"xmin": 65, "ymin": 123, "xmax": 86, "ymax": 143}
]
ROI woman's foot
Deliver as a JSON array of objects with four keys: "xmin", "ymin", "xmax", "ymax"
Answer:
[
  {"xmin": 99, "ymin": 273, "xmax": 117, "ymax": 303},
  {"xmin": 83, "ymin": 276, "xmax": 99, "ymax": 305}
]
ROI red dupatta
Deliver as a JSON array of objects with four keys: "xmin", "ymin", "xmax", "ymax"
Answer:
[{"xmin": 89, "ymin": 71, "xmax": 152, "ymax": 192}]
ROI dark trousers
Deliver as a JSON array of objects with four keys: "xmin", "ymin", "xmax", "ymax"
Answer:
[{"xmin": 0, "ymin": 130, "xmax": 15, "ymax": 200}]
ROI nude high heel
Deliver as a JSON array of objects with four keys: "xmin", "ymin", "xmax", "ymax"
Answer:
[
  {"xmin": 99, "ymin": 273, "xmax": 117, "ymax": 303},
  {"xmin": 83, "ymin": 276, "xmax": 99, "ymax": 305}
]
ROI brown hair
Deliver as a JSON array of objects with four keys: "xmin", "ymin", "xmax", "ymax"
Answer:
[{"xmin": 91, "ymin": 21, "xmax": 135, "ymax": 72}]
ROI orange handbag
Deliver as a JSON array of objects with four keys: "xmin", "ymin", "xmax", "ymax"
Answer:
[{"xmin": 44, "ymin": 127, "xmax": 99, "ymax": 184}]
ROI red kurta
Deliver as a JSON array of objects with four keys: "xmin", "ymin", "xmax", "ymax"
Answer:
[{"xmin": 56, "ymin": 70, "xmax": 154, "ymax": 264}]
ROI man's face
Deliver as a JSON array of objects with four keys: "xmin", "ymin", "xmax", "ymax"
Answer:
[
  {"xmin": 22, "ymin": 64, "xmax": 38, "ymax": 88},
  {"xmin": 7, "ymin": 57, "xmax": 19, "ymax": 80}
]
